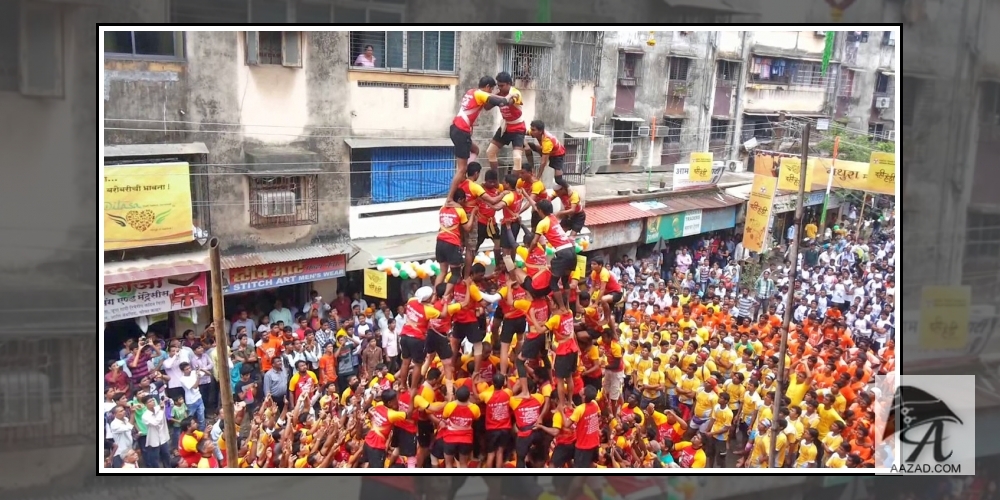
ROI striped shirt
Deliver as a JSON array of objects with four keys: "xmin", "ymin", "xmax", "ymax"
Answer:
[{"xmin": 737, "ymin": 295, "xmax": 755, "ymax": 318}]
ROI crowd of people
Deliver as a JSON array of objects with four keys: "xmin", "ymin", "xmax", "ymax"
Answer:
[{"xmin": 102, "ymin": 71, "xmax": 897, "ymax": 471}]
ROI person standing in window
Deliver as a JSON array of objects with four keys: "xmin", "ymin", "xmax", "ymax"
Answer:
[{"xmin": 355, "ymin": 45, "xmax": 376, "ymax": 67}]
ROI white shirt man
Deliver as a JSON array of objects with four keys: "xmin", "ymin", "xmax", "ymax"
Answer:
[
  {"xmin": 161, "ymin": 348, "xmax": 191, "ymax": 393},
  {"xmin": 142, "ymin": 400, "xmax": 170, "ymax": 449},
  {"xmin": 380, "ymin": 318, "xmax": 399, "ymax": 359},
  {"xmin": 109, "ymin": 408, "xmax": 134, "ymax": 459}
]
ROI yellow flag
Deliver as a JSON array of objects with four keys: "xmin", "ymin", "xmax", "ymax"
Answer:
[
  {"xmin": 919, "ymin": 286, "xmax": 971, "ymax": 349},
  {"xmin": 574, "ymin": 255, "xmax": 588, "ymax": 280},
  {"xmin": 777, "ymin": 157, "xmax": 814, "ymax": 191},
  {"xmin": 689, "ymin": 152, "xmax": 713, "ymax": 182},
  {"xmin": 364, "ymin": 268, "xmax": 388, "ymax": 299},
  {"xmin": 868, "ymin": 151, "xmax": 896, "ymax": 194},
  {"xmin": 742, "ymin": 175, "xmax": 777, "ymax": 253}
]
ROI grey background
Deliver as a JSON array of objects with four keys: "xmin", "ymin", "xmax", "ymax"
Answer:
[{"xmin": 0, "ymin": 0, "xmax": 965, "ymax": 498}]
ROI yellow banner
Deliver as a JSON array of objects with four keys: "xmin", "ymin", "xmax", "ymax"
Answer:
[
  {"xmin": 573, "ymin": 255, "xmax": 588, "ymax": 281},
  {"xmin": 104, "ymin": 163, "xmax": 194, "ymax": 251},
  {"xmin": 868, "ymin": 151, "xmax": 896, "ymax": 194},
  {"xmin": 364, "ymin": 268, "xmax": 388, "ymax": 299},
  {"xmin": 742, "ymin": 175, "xmax": 777, "ymax": 253},
  {"xmin": 777, "ymin": 157, "xmax": 814, "ymax": 192},
  {"xmin": 689, "ymin": 152, "xmax": 713, "ymax": 182},
  {"xmin": 809, "ymin": 157, "xmax": 895, "ymax": 195},
  {"xmin": 919, "ymin": 286, "xmax": 971, "ymax": 349}
]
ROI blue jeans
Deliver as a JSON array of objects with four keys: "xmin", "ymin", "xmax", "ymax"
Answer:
[{"xmin": 188, "ymin": 398, "xmax": 205, "ymax": 430}]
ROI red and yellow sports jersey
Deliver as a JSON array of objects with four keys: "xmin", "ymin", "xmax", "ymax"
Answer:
[
  {"xmin": 438, "ymin": 206, "xmax": 468, "ymax": 246},
  {"xmin": 498, "ymin": 87, "xmax": 525, "ymax": 133},
  {"xmin": 538, "ymin": 131, "xmax": 566, "ymax": 156},
  {"xmin": 453, "ymin": 88, "xmax": 493, "ymax": 133},
  {"xmin": 535, "ymin": 215, "xmax": 573, "ymax": 249}
]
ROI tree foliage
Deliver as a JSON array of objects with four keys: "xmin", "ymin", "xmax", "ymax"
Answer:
[{"xmin": 815, "ymin": 124, "xmax": 894, "ymax": 162}]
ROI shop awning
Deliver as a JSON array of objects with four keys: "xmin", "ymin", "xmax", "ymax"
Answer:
[
  {"xmin": 344, "ymin": 138, "xmax": 454, "ymax": 149},
  {"xmin": 644, "ymin": 192, "xmax": 747, "ymax": 216},
  {"xmin": 104, "ymin": 250, "xmax": 210, "ymax": 286},
  {"xmin": 743, "ymin": 111, "xmax": 829, "ymax": 118},
  {"xmin": 725, "ymin": 183, "xmax": 753, "ymax": 200},
  {"xmin": 565, "ymin": 131, "xmax": 604, "ymax": 139},
  {"xmin": 585, "ymin": 203, "xmax": 656, "ymax": 226},
  {"xmin": 611, "ymin": 116, "xmax": 644, "ymax": 122},
  {"xmin": 222, "ymin": 243, "xmax": 355, "ymax": 270}
]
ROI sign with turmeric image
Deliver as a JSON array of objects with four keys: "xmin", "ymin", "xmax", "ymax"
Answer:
[{"xmin": 104, "ymin": 162, "xmax": 194, "ymax": 251}]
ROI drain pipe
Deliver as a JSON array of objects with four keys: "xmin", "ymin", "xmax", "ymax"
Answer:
[{"xmin": 731, "ymin": 30, "xmax": 751, "ymax": 161}]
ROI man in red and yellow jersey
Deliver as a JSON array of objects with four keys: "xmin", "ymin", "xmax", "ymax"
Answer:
[
  {"xmin": 487, "ymin": 72, "xmax": 527, "ymax": 172},
  {"xmin": 397, "ymin": 284, "xmax": 465, "ymax": 396},
  {"xmin": 177, "ymin": 416, "xmax": 203, "ymax": 466},
  {"xmin": 525, "ymin": 119, "xmax": 568, "ymax": 185},
  {"xmin": 474, "ymin": 168, "xmax": 506, "ymax": 259},
  {"xmin": 544, "ymin": 305, "xmax": 581, "ymax": 409},
  {"xmin": 521, "ymin": 199, "xmax": 577, "ymax": 311},
  {"xmin": 553, "ymin": 182, "xmax": 585, "ymax": 238},
  {"xmin": 509, "ymin": 377, "xmax": 548, "ymax": 468},
  {"xmin": 477, "ymin": 372, "xmax": 513, "ymax": 468},
  {"xmin": 515, "ymin": 168, "xmax": 549, "ymax": 232},
  {"xmin": 590, "ymin": 258, "xmax": 624, "ymax": 329},
  {"xmin": 539, "ymin": 400, "xmax": 578, "ymax": 467},
  {"xmin": 364, "ymin": 388, "xmax": 416, "ymax": 468},
  {"xmin": 599, "ymin": 325, "xmax": 626, "ymax": 418},
  {"xmin": 497, "ymin": 173, "xmax": 529, "ymax": 247},
  {"xmin": 288, "ymin": 359, "xmax": 318, "ymax": 404},
  {"xmin": 514, "ymin": 295, "xmax": 551, "ymax": 395},
  {"xmin": 460, "ymin": 162, "xmax": 506, "ymax": 276},
  {"xmin": 436, "ymin": 189, "xmax": 477, "ymax": 298},
  {"xmin": 450, "ymin": 75, "xmax": 510, "ymax": 176},
  {"xmin": 569, "ymin": 385, "xmax": 602, "ymax": 467},
  {"xmin": 412, "ymin": 367, "xmax": 444, "ymax": 467},
  {"xmin": 448, "ymin": 263, "xmax": 504, "ymax": 387},
  {"xmin": 496, "ymin": 271, "xmax": 529, "ymax": 376},
  {"xmin": 435, "ymin": 385, "xmax": 482, "ymax": 468}
]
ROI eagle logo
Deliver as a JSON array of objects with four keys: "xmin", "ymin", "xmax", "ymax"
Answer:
[{"xmin": 885, "ymin": 386, "xmax": 964, "ymax": 463}]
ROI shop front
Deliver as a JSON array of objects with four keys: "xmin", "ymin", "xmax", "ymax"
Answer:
[
  {"xmin": 642, "ymin": 205, "xmax": 740, "ymax": 257},
  {"xmin": 585, "ymin": 219, "xmax": 645, "ymax": 264},
  {"xmin": 221, "ymin": 253, "xmax": 348, "ymax": 330}
]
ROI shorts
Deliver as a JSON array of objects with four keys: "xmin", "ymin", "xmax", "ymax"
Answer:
[
  {"xmin": 603, "ymin": 290, "xmax": 623, "ymax": 305},
  {"xmin": 450, "ymin": 124, "xmax": 473, "ymax": 160},
  {"xmin": 476, "ymin": 220, "xmax": 500, "ymax": 250},
  {"xmin": 520, "ymin": 335, "xmax": 546, "ymax": 363},
  {"xmin": 522, "ymin": 274, "xmax": 551, "ymax": 299},
  {"xmin": 364, "ymin": 443, "xmax": 387, "ymax": 468},
  {"xmin": 574, "ymin": 446, "xmax": 598, "ymax": 467},
  {"xmin": 427, "ymin": 329, "xmax": 454, "ymax": 360},
  {"xmin": 452, "ymin": 321, "xmax": 485, "ymax": 344},
  {"xmin": 394, "ymin": 428, "xmax": 417, "ymax": 458},
  {"xmin": 583, "ymin": 376, "xmax": 602, "ymax": 392},
  {"xmin": 554, "ymin": 352, "xmax": 579, "ymax": 379},
  {"xmin": 549, "ymin": 154, "xmax": 565, "ymax": 171},
  {"xmin": 500, "ymin": 316, "xmax": 527, "ymax": 344},
  {"xmin": 436, "ymin": 239, "xmax": 464, "ymax": 267},
  {"xmin": 443, "ymin": 441, "xmax": 473, "ymax": 457},
  {"xmin": 550, "ymin": 247, "xmax": 577, "ymax": 278},
  {"xmin": 551, "ymin": 443, "xmax": 575, "ymax": 467},
  {"xmin": 430, "ymin": 438, "xmax": 445, "ymax": 459},
  {"xmin": 417, "ymin": 420, "xmax": 436, "ymax": 448},
  {"xmin": 492, "ymin": 127, "xmax": 526, "ymax": 148},
  {"xmin": 399, "ymin": 335, "xmax": 427, "ymax": 364},
  {"xmin": 464, "ymin": 222, "xmax": 480, "ymax": 254},
  {"xmin": 560, "ymin": 212, "xmax": 586, "ymax": 233},
  {"xmin": 486, "ymin": 429, "xmax": 511, "ymax": 452},
  {"xmin": 514, "ymin": 429, "xmax": 543, "ymax": 459},
  {"xmin": 603, "ymin": 370, "xmax": 625, "ymax": 401}
]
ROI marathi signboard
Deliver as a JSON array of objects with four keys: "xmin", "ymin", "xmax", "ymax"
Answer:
[
  {"xmin": 104, "ymin": 162, "xmax": 194, "ymax": 251},
  {"xmin": 904, "ymin": 304, "xmax": 998, "ymax": 369},
  {"xmin": 700, "ymin": 207, "xmax": 737, "ymax": 233},
  {"xmin": 681, "ymin": 209, "xmax": 702, "ymax": 237},
  {"xmin": 104, "ymin": 273, "xmax": 208, "ymax": 322},
  {"xmin": 688, "ymin": 152, "xmax": 713, "ymax": 182},
  {"xmin": 223, "ymin": 255, "xmax": 347, "ymax": 294},
  {"xmin": 742, "ymin": 175, "xmax": 778, "ymax": 253},
  {"xmin": 756, "ymin": 153, "xmax": 896, "ymax": 196},
  {"xmin": 673, "ymin": 161, "xmax": 726, "ymax": 191}
]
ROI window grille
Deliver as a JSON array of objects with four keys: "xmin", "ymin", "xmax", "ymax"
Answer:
[{"xmin": 497, "ymin": 43, "xmax": 552, "ymax": 90}]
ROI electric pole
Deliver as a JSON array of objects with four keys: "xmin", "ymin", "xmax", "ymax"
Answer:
[
  {"xmin": 768, "ymin": 121, "xmax": 810, "ymax": 468},
  {"xmin": 209, "ymin": 237, "xmax": 239, "ymax": 467}
]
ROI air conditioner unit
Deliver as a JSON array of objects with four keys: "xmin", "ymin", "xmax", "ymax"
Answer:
[
  {"xmin": 875, "ymin": 97, "xmax": 892, "ymax": 109},
  {"xmin": 0, "ymin": 371, "xmax": 51, "ymax": 427},
  {"xmin": 886, "ymin": 130, "xmax": 896, "ymax": 141},
  {"xmin": 637, "ymin": 126, "xmax": 651, "ymax": 137},
  {"xmin": 727, "ymin": 160, "xmax": 745, "ymax": 172},
  {"xmin": 885, "ymin": 38, "xmax": 895, "ymax": 46},
  {"xmin": 256, "ymin": 190, "xmax": 297, "ymax": 217},
  {"xmin": 816, "ymin": 31, "xmax": 827, "ymax": 36}
]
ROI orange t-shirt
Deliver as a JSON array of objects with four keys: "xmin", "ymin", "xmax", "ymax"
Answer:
[{"xmin": 257, "ymin": 337, "xmax": 284, "ymax": 372}]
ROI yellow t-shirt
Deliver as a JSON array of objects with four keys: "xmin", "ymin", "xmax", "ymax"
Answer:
[
  {"xmin": 693, "ymin": 389, "xmax": 718, "ymax": 419},
  {"xmin": 816, "ymin": 404, "xmax": 842, "ymax": 436},
  {"xmin": 642, "ymin": 369, "xmax": 664, "ymax": 399},
  {"xmin": 678, "ymin": 375, "xmax": 699, "ymax": 405},
  {"xmin": 516, "ymin": 178, "xmax": 546, "ymax": 197},
  {"xmin": 709, "ymin": 406, "xmax": 734, "ymax": 441},
  {"xmin": 795, "ymin": 441, "xmax": 818, "ymax": 468}
]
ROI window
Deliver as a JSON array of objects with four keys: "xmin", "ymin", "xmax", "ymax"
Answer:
[
  {"xmin": 875, "ymin": 73, "xmax": 891, "ymax": 93},
  {"xmin": 901, "ymin": 77, "xmax": 921, "ymax": 127},
  {"xmin": 869, "ymin": 123, "xmax": 887, "ymax": 141},
  {"xmin": 669, "ymin": 57, "xmax": 691, "ymax": 81},
  {"xmin": 716, "ymin": 60, "xmax": 739, "ymax": 81},
  {"xmin": 104, "ymin": 32, "xmax": 183, "ymax": 59},
  {"xmin": 790, "ymin": 61, "xmax": 824, "ymax": 86},
  {"xmin": 569, "ymin": 31, "xmax": 602, "ymax": 84},
  {"xmin": 617, "ymin": 51, "xmax": 643, "ymax": 86},
  {"xmin": 981, "ymin": 82, "xmax": 1000, "ymax": 125},
  {"xmin": 662, "ymin": 118, "xmax": 682, "ymax": 143},
  {"xmin": 245, "ymin": 31, "xmax": 301, "ymax": 67},
  {"xmin": 710, "ymin": 119, "xmax": 732, "ymax": 142},
  {"xmin": 966, "ymin": 210, "xmax": 1000, "ymax": 259},
  {"xmin": 1, "ymin": 2, "xmax": 63, "ymax": 97},
  {"xmin": 349, "ymin": 31, "xmax": 456, "ymax": 73},
  {"xmin": 838, "ymin": 69, "xmax": 855, "ymax": 97},
  {"xmin": 498, "ymin": 43, "xmax": 552, "ymax": 90},
  {"xmin": 248, "ymin": 175, "xmax": 319, "ymax": 229}
]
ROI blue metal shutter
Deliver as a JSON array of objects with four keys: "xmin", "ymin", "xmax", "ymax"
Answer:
[{"xmin": 371, "ymin": 147, "xmax": 453, "ymax": 203}]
